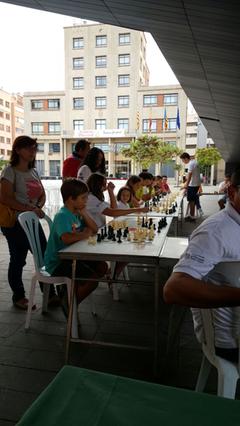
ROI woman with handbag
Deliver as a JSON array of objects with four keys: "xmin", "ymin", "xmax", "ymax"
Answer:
[{"xmin": 0, "ymin": 135, "xmax": 59, "ymax": 310}]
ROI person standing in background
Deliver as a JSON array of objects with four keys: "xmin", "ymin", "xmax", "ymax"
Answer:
[
  {"xmin": 62, "ymin": 139, "xmax": 90, "ymax": 179},
  {"xmin": 180, "ymin": 152, "xmax": 201, "ymax": 222},
  {"xmin": 77, "ymin": 147, "xmax": 106, "ymax": 183}
]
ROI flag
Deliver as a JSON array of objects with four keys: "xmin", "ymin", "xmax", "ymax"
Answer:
[
  {"xmin": 177, "ymin": 107, "xmax": 180, "ymax": 129},
  {"xmin": 136, "ymin": 111, "xmax": 140, "ymax": 130},
  {"xmin": 149, "ymin": 117, "xmax": 152, "ymax": 133},
  {"xmin": 164, "ymin": 108, "xmax": 168, "ymax": 131}
]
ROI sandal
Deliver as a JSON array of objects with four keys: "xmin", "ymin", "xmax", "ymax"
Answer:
[{"xmin": 14, "ymin": 298, "xmax": 36, "ymax": 311}]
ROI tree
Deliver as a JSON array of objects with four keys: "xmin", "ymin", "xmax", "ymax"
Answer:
[
  {"xmin": 0, "ymin": 160, "xmax": 7, "ymax": 172},
  {"xmin": 196, "ymin": 147, "xmax": 222, "ymax": 183},
  {"xmin": 121, "ymin": 135, "xmax": 182, "ymax": 171}
]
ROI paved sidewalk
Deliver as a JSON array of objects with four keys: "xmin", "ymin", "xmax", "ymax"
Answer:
[{"xmin": 0, "ymin": 194, "xmax": 230, "ymax": 424}]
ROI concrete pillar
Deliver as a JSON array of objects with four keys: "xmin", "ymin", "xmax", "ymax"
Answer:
[{"xmin": 108, "ymin": 138, "xmax": 115, "ymax": 176}]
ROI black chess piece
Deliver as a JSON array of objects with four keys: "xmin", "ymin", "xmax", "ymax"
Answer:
[
  {"xmin": 149, "ymin": 218, "xmax": 153, "ymax": 226},
  {"xmin": 104, "ymin": 226, "xmax": 107, "ymax": 238},
  {"xmin": 112, "ymin": 232, "xmax": 116, "ymax": 242},
  {"xmin": 97, "ymin": 233, "xmax": 102, "ymax": 243},
  {"xmin": 141, "ymin": 217, "xmax": 145, "ymax": 227},
  {"xmin": 153, "ymin": 224, "xmax": 156, "ymax": 230},
  {"xmin": 107, "ymin": 225, "xmax": 113, "ymax": 239},
  {"xmin": 101, "ymin": 228, "xmax": 104, "ymax": 239},
  {"xmin": 117, "ymin": 234, "xmax": 122, "ymax": 243}
]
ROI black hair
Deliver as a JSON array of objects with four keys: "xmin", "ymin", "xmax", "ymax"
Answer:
[
  {"xmin": 87, "ymin": 173, "xmax": 106, "ymax": 201},
  {"xmin": 117, "ymin": 186, "xmax": 131, "ymax": 202},
  {"xmin": 74, "ymin": 139, "xmax": 90, "ymax": 153},
  {"xmin": 180, "ymin": 152, "xmax": 190, "ymax": 160},
  {"xmin": 139, "ymin": 172, "xmax": 153, "ymax": 180},
  {"xmin": 231, "ymin": 169, "xmax": 240, "ymax": 187},
  {"xmin": 162, "ymin": 175, "xmax": 168, "ymax": 179},
  {"xmin": 10, "ymin": 135, "xmax": 37, "ymax": 169},
  {"xmin": 82, "ymin": 147, "xmax": 106, "ymax": 174},
  {"xmin": 61, "ymin": 178, "xmax": 88, "ymax": 203}
]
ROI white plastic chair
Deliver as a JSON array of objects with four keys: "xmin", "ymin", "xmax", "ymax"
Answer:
[
  {"xmin": 195, "ymin": 308, "xmax": 240, "ymax": 398},
  {"xmin": 18, "ymin": 212, "xmax": 79, "ymax": 338}
]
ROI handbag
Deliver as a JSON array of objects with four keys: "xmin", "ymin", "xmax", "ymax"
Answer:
[
  {"xmin": 0, "ymin": 169, "xmax": 17, "ymax": 228},
  {"xmin": 0, "ymin": 203, "xmax": 16, "ymax": 227}
]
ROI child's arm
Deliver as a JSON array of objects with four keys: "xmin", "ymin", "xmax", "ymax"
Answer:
[
  {"xmin": 102, "ymin": 206, "xmax": 149, "ymax": 217},
  {"xmin": 107, "ymin": 181, "xmax": 117, "ymax": 209},
  {"xmin": 79, "ymin": 208, "xmax": 98, "ymax": 234},
  {"xmin": 61, "ymin": 227, "xmax": 93, "ymax": 245}
]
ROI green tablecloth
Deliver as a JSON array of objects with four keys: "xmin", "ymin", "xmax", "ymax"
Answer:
[{"xmin": 17, "ymin": 366, "xmax": 240, "ymax": 426}]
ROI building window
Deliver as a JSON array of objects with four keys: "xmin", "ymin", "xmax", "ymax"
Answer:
[
  {"xmin": 95, "ymin": 96, "xmax": 107, "ymax": 109},
  {"xmin": 96, "ymin": 35, "xmax": 107, "ymax": 47},
  {"xmin": 73, "ymin": 57, "xmax": 84, "ymax": 69},
  {"xmin": 119, "ymin": 33, "xmax": 130, "ymax": 45},
  {"xmin": 164, "ymin": 94, "xmax": 178, "ymax": 105},
  {"xmin": 0, "ymin": 124, "xmax": 4, "ymax": 131},
  {"xmin": 0, "ymin": 99, "xmax": 3, "ymax": 105},
  {"xmin": 0, "ymin": 111, "xmax": 3, "ymax": 118},
  {"xmin": 35, "ymin": 160, "xmax": 45, "ymax": 176},
  {"xmin": 118, "ymin": 95, "xmax": 129, "ymax": 108},
  {"xmin": 118, "ymin": 74, "xmax": 130, "ymax": 86},
  {"xmin": 73, "ymin": 77, "xmax": 84, "ymax": 89},
  {"xmin": 73, "ymin": 97, "xmax": 84, "ymax": 110},
  {"xmin": 118, "ymin": 54, "xmax": 130, "ymax": 66},
  {"xmin": 31, "ymin": 122, "xmax": 44, "ymax": 134},
  {"xmin": 6, "ymin": 138, "xmax": 11, "ymax": 144},
  {"xmin": 142, "ymin": 119, "xmax": 157, "ymax": 133},
  {"xmin": 168, "ymin": 118, "xmax": 177, "ymax": 131},
  {"xmin": 31, "ymin": 100, "xmax": 43, "ymax": 110},
  {"xmin": 118, "ymin": 118, "xmax": 129, "ymax": 131},
  {"xmin": 95, "ymin": 76, "xmax": 107, "ymax": 87},
  {"xmin": 37, "ymin": 143, "xmax": 44, "ymax": 153},
  {"xmin": 94, "ymin": 143, "xmax": 109, "ymax": 152},
  {"xmin": 143, "ymin": 95, "xmax": 157, "ymax": 106},
  {"xmin": 49, "ymin": 143, "xmax": 60, "ymax": 153},
  {"xmin": 0, "ymin": 137, "xmax": 4, "ymax": 143},
  {"xmin": 95, "ymin": 119, "xmax": 106, "ymax": 130},
  {"xmin": 5, "ymin": 101, "xmax": 10, "ymax": 108},
  {"xmin": 73, "ymin": 120, "xmax": 84, "ymax": 131},
  {"xmin": 73, "ymin": 37, "xmax": 84, "ymax": 49},
  {"xmin": 48, "ymin": 99, "xmax": 60, "ymax": 109},
  {"xmin": 96, "ymin": 55, "xmax": 107, "ymax": 68},
  {"xmin": 49, "ymin": 160, "xmax": 60, "ymax": 177},
  {"xmin": 48, "ymin": 122, "xmax": 61, "ymax": 134},
  {"xmin": 5, "ymin": 113, "xmax": 10, "ymax": 120}
]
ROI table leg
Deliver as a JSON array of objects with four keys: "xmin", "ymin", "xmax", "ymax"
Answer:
[
  {"xmin": 153, "ymin": 265, "xmax": 160, "ymax": 375},
  {"xmin": 65, "ymin": 259, "xmax": 76, "ymax": 364}
]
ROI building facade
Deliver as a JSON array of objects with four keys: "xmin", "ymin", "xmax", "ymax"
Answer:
[
  {"xmin": 24, "ymin": 23, "xmax": 188, "ymax": 178},
  {"xmin": 0, "ymin": 89, "xmax": 24, "ymax": 160}
]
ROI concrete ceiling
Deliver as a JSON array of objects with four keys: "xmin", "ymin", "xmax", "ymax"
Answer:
[{"xmin": 3, "ymin": 0, "xmax": 240, "ymax": 163}]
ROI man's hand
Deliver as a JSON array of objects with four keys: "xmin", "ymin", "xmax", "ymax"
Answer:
[{"xmin": 107, "ymin": 181, "xmax": 115, "ymax": 192}]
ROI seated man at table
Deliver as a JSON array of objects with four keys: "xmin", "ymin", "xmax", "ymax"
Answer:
[
  {"xmin": 163, "ymin": 169, "xmax": 240, "ymax": 363},
  {"xmin": 44, "ymin": 179, "xmax": 108, "ymax": 314}
]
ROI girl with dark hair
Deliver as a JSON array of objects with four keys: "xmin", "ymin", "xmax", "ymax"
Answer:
[
  {"xmin": 77, "ymin": 147, "xmax": 106, "ymax": 182},
  {"xmin": 126, "ymin": 175, "xmax": 142, "ymax": 207},
  {"xmin": 86, "ymin": 174, "xmax": 148, "ymax": 229},
  {"xmin": 117, "ymin": 186, "xmax": 131, "ymax": 209},
  {"xmin": 0, "ymin": 135, "xmax": 58, "ymax": 310}
]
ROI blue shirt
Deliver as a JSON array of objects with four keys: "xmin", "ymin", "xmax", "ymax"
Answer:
[{"xmin": 44, "ymin": 206, "xmax": 84, "ymax": 275}]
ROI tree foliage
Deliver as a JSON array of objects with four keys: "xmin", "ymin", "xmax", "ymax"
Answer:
[
  {"xmin": 0, "ymin": 160, "xmax": 7, "ymax": 171},
  {"xmin": 121, "ymin": 135, "xmax": 182, "ymax": 169},
  {"xmin": 196, "ymin": 147, "xmax": 222, "ymax": 167}
]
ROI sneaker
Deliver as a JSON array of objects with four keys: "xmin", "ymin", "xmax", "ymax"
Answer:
[
  {"xmin": 14, "ymin": 297, "xmax": 36, "ymax": 311},
  {"xmin": 198, "ymin": 208, "xmax": 204, "ymax": 217}
]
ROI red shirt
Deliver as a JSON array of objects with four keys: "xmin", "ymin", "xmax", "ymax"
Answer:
[{"xmin": 62, "ymin": 154, "xmax": 82, "ymax": 178}]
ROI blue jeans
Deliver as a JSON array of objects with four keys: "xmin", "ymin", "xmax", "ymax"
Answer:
[{"xmin": 1, "ymin": 221, "xmax": 52, "ymax": 303}]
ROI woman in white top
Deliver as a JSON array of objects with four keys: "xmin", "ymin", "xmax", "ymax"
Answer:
[
  {"xmin": 77, "ymin": 147, "xmax": 106, "ymax": 182},
  {"xmin": 117, "ymin": 186, "xmax": 131, "ymax": 209},
  {"xmin": 86, "ymin": 174, "xmax": 148, "ymax": 229}
]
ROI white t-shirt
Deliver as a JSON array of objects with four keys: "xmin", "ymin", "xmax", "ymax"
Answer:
[
  {"xmin": 188, "ymin": 159, "xmax": 201, "ymax": 187},
  {"xmin": 173, "ymin": 203, "xmax": 240, "ymax": 348},
  {"xmin": 117, "ymin": 201, "xmax": 129, "ymax": 209},
  {"xmin": 77, "ymin": 165, "xmax": 91, "ymax": 183},
  {"xmin": 86, "ymin": 193, "xmax": 110, "ymax": 228}
]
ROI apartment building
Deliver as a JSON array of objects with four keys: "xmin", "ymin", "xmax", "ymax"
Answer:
[
  {"xmin": 0, "ymin": 89, "xmax": 24, "ymax": 160},
  {"xmin": 24, "ymin": 23, "xmax": 188, "ymax": 177}
]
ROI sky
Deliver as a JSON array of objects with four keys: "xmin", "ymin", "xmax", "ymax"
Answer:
[{"xmin": 0, "ymin": 2, "xmax": 179, "ymax": 94}]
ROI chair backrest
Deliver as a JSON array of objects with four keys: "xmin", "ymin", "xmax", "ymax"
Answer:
[{"xmin": 18, "ymin": 212, "xmax": 50, "ymax": 271}]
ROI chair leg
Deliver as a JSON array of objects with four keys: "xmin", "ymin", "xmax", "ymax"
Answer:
[
  {"xmin": 71, "ymin": 295, "xmax": 79, "ymax": 339},
  {"xmin": 217, "ymin": 366, "xmax": 239, "ymax": 399},
  {"xmin": 123, "ymin": 266, "xmax": 130, "ymax": 285},
  {"xmin": 25, "ymin": 277, "xmax": 37, "ymax": 330},
  {"xmin": 195, "ymin": 355, "xmax": 212, "ymax": 392},
  {"xmin": 42, "ymin": 284, "xmax": 50, "ymax": 313}
]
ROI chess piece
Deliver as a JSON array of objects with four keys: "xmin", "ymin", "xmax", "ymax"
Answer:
[
  {"xmin": 101, "ymin": 228, "xmax": 104, "ymax": 239},
  {"xmin": 97, "ymin": 234, "xmax": 102, "ymax": 243},
  {"xmin": 117, "ymin": 234, "xmax": 122, "ymax": 243},
  {"xmin": 104, "ymin": 226, "xmax": 107, "ymax": 238}
]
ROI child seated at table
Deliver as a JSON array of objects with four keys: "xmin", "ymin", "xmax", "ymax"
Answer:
[
  {"xmin": 44, "ymin": 179, "xmax": 108, "ymax": 312},
  {"xmin": 126, "ymin": 175, "xmax": 142, "ymax": 207},
  {"xmin": 86, "ymin": 173, "xmax": 148, "ymax": 229},
  {"xmin": 117, "ymin": 186, "xmax": 131, "ymax": 209}
]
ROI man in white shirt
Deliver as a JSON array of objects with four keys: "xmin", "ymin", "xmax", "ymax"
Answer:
[
  {"xmin": 180, "ymin": 152, "xmax": 201, "ymax": 221},
  {"xmin": 164, "ymin": 169, "xmax": 240, "ymax": 362}
]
